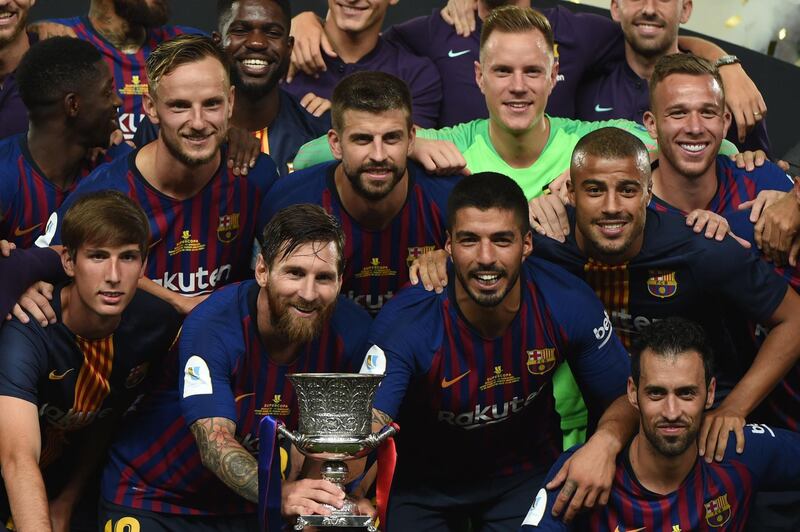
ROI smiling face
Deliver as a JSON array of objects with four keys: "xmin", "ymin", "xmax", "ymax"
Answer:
[
  {"xmin": 611, "ymin": 0, "xmax": 692, "ymax": 58},
  {"xmin": 570, "ymin": 154, "xmax": 650, "ymax": 265},
  {"xmin": 329, "ymin": 108, "xmax": 413, "ymax": 201},
  {"xmin": 629, "ymin": 348, "xmax": 715, "ymax": 457},
  {"xmin": 78, "ymin": 61, "xmax": 123, "ymax": 148},
  {"xmin": 476, "ymin": 29, "xmax": 557, "ymax": 136},
  {"xmin": 327, "ymin": 0, "xmax": 397, "ymax": 34},
  {"xmin": 220, "ymin": 0, "xmax": 292, "ymax": 99},
  {"xmin": 63, "ymin": 243, "xmax": 146, "ymax": 319},
  {"xmin": 0, "ymin": 0, "xmax": 33, "ymax": 46},
  {"xmin": 145, "ymin": 56, "xmax": 233, "ymax": 167},
  {"xmin": 446, "ymin": 206, "xmax": 532, "ymax": 308},
  {"xmin": 644, "ymin": 72, "xmax": 731, "ymax": 180},
  {"xmin": 256, "ymin": 241, "xmax": 341, "ymax": 343}
]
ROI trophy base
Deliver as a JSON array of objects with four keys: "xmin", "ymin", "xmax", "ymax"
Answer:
[{"xmin": 295, "ymin": 514, "xmax": 377, "ymax": 531}]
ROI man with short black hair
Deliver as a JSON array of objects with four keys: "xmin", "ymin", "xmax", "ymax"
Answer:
[
  {"xmin": 366, "ymin": 171, "xmax": 636, "ymax": 529},
  {"xmin": 40, "ymin": 0, "xmax": 203, "ymax": 140},
  {"xmin": 0, "ymin": 36, "xmax": 127, "ymax": 248},
  {"xmin": 522, "ymin": 317, "xmax": 800, "ymax": 531}
]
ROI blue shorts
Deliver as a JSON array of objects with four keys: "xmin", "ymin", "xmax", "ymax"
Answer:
[{"xmin": 386, "ymin": 469, "xmax": 547, "ymax": 532}]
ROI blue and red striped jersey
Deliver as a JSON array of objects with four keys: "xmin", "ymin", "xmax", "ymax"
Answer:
[
  {"xmin": 52, "ymin": 16, "xmax": 204, "ymax": 140},
  {"xmin": 533, "ymin": 208, "xmax": 788, "ymax": 403},
  {"xmin": 0, "ymin": 134, "xmax": 132, "ymax": 247},
  {"xmin": 101, "ymin": 280, "xmax": 371, "ymax": 516},
  {"xmin": 0, "ymin": 285, "xmax": 180, "ymax": 510},
  {"xmin": 264, "ymin": 161, "xmax": 456, "ymax": 315},
  {"xmin": 649, "ymin": 156, "xmax": 798, "ymax": 291},
  {"xmin": 36, "ymin": 147, "xmax": 278, "ymax": 296},
  {"xmin": 368, "ymin": 258, "xmax": 630, "ymax": 481},
  {"xmin": 522, "ymin": 424, "xmax": 800, "ymax": 531},
  {"xmin": 647, "ymin": 158, "xmax": 800, "ymax": 430}
]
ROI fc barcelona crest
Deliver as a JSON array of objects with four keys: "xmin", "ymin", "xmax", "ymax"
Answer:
[
  {"xmin": 647, "ymin": 270, "xmax": 678, "ymax": 298},
  {"xmin": 704, "ymin": 494, "xmax": 731, "ymax": 527},
  {"xmin": 527, "ymin": 348, "xmax": 556, "ymax": 375},
  {"xmin": 217, "ymin": 213, "xmax": 241, "ymax": 243}
]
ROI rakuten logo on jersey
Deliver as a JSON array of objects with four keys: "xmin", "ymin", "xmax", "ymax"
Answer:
[
  {"xmin": 438, "ymin": 385, "xmax": 546, "ymax": 430},
  {"xmin": 153, "ymin": 264, "xmax": 232, "ymax": 294},
  {"xmin": 118, "ymin": 113, "xmax": 146, "ymax": 140},
  {"xmin": 346, "ymin": 289, "xmax": 394, "ymax": 314}
]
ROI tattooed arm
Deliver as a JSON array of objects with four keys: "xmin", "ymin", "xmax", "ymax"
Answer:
[
  {"xmin": 189, "ymin": 417, "xmax": 258, "ymax": 503},
  {"xmin": 371, "ymin": 408, "xmax": 393, "ymax": 433}
]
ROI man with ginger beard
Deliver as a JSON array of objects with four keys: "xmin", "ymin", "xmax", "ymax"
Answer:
[{"xmin": 99, "ymin": 204, "xmax": 373, "ymax": 530}]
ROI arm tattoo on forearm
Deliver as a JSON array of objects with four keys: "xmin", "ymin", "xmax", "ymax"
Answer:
[
  {"xmin": 190, "ymin": 417, "xmax": 258, "ymax": 503},
  {"xmin": 371, "ymin": 408, "xmax": 392, "ymax": 428}
]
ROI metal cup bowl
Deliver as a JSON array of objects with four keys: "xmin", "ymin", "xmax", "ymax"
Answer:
[{"xmin": 287, "ymin": 373, "xmax": 382, "ymax": 440}]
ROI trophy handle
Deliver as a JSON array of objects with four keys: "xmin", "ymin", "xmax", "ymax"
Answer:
[
  {"xmin": 365, "ymin": 424, "xmax": 398, "ymax": 450},
  {"xmin": 276, "ymin": 423, "xmax": 300, "ymax": 445}
]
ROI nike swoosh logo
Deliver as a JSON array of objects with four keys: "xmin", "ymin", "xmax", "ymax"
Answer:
[
  {"xmin": 14, "ymin": 223, "xmax": 42, "ymax": 237},
  {"xmin": 613, "ymin": 527, "xmax": 646, "ymax": 532},
  {"xmin": 441, "ymin": 370, "xmax": 470, "ymax": 388},
  {"xmin": 235, "ymin": 392, "xmax": 255, "ymax": 403},
  {"xmin": 448, "ymin": 49, "xmax": 470, "ymax": 58},
  {"xmin": 148, "ymin": 238, "xmax": 162, "ymax": 249},
  {"xmin": 594, "ymin": 104, "xmax": 614, "ymax": 113},
  {"xmin": 49, "ymin": 368, "xmax": 75, "ymax": 380}
]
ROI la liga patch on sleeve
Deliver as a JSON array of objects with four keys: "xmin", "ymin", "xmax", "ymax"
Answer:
[
  {"xmin": 183, "ymin": 355, "xmax": 213, "ymax": 397},
  {"xmin": 522, "ymin": 488, "xmax": 547, "ymax": 526}
]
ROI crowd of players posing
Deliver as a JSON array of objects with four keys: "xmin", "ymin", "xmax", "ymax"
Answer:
[{"xmin": 1, "ymin": 0, "xmax": 800, "ymax": 531}]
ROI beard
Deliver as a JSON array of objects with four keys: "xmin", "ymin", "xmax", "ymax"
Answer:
[
  {"xmin": 455, "ymin": 264, "xmax": 518, "ymax": 307},
  {"xmin": 160, "ymin": 126, "xmax": 224, "ymax": 167},
  {"xmin": 0, "ymin": 8, "xmax": 27, "ymax": 46},
  {"xmin": 113, "ymin": 0, "xmax": 170, "ymax": 28},
  {"xmin": 267, "ymin": 286, "xmax": 335, "ymax": 344},
  {"xmin": 641, "ymin": 415, "xmax": 700, "ymax": 457},
  {"xmin": 342, "ymin": 160, "xmax": 405, "ymax": 201}
]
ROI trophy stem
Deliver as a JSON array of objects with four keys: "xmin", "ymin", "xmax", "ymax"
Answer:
[{"xmin": 321, "ymin": 460, "xmax": 359, "ymax": 516}]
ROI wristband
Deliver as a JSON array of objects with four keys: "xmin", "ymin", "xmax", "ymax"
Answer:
[{"xmin": 714, "ymin": 55, "xmax": 740, "ymax": 68}]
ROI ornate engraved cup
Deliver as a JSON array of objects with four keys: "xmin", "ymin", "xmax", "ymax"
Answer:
[{"xmin": 277, "ymin": 373, "xmax": 396, "ymax": 531}]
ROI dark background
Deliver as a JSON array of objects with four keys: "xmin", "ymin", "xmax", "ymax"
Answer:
[{"xmin": 29, "ymin": 1, "xmax": 800, "ymax": 162}]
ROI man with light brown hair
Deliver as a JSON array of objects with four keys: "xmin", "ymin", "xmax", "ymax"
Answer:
[
  {"xmin": 0, "ymin": 190, "xmax": 180, "ymax": 532},
  {"xmin": 33, "ymin": 34, "xmax": 279, "ymax": 319}
]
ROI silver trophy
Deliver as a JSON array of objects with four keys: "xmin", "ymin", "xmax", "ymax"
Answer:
[{"xmin": 277, "ymin": 373, "xmax": 397, "ymax": 531}]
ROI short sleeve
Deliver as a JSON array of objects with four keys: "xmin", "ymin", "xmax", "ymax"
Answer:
[
  {"xmin": 0, "ymin": 321, "xmax": 47, "ymax": 404},
  {"xmin": 727, "ymin": 424, "xmax": 800, "ymax": 491},
  {"xmin": 178, "ymin": 304, "xmax": 238, "ymax": 426}
]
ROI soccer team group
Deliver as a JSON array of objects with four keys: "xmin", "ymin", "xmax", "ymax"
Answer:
[{"xmin": 0, "ymin": 0, "xmax": 799, "ymax": 530}]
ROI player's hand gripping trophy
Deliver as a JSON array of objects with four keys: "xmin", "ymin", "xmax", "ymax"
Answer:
[{"xmin": 278, "ymin": 373, "xmax": 397, "ymax": 530}]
